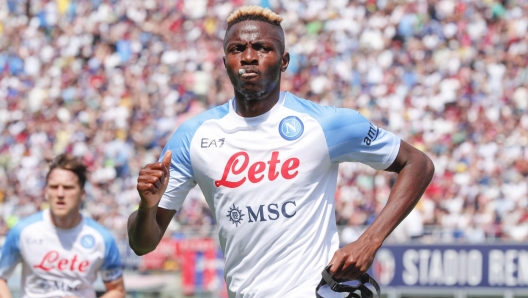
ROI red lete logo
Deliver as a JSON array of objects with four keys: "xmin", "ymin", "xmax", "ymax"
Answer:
[
  {"xmin": 33, "ymin": 251, "xmax": 90, "ymax": 272},
  {"xmin": 215, "ymin": 151, "xmax": 300, "ymax": 188}
]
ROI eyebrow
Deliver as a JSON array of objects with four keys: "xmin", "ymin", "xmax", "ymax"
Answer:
[
  {"xmin": 224, "ymin": 33, "xmax": 285, "ymax": 52},
  {"xmin": 226, "ymin": 39, "xmax": 276, "ymax": 46}
]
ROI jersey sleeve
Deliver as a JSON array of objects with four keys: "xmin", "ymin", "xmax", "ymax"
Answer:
[
  {"xmin": 99, "ymin": 233, "xmax": 123, "ymax": 283},
  {"xmin": 322, "ymin": 108, "xmax": 400, "ymax": 170},
  {"xmin": 0, "ymin": 226, "xmax": 22, "ymax": 280},
  {"xmin": 158, "ymin": 121, "xmax": 198, "ymax": 211}
]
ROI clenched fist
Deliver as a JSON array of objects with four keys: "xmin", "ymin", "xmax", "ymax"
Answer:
[
  {"xmin": 327, "ymin": 237, "xmax": 380, "ymax": 281},
  {"xmin": 137, "ymin": 150, "xmax": 172, "ymax": 209}
]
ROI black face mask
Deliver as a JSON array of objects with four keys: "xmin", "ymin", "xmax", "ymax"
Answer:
[{"xmin": 315, "ymin": 266, "xmax": 381, "ymax": 298}]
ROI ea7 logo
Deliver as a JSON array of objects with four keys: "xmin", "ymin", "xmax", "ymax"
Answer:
[
  {"xmin": 364, "ymin": 124, "xmax": 379, "ymax": 146},
  {"xmin": 201, "ymin": 138, "xmax": 225, "ymax": 148},
  {"xmin": 25, "ymin": 238, "xmax": 43, "ymax": 245}
]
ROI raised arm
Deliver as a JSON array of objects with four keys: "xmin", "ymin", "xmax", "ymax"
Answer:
[
  {"xmin": 127, "ymin": 150, "xmax": 177, "ymax": 255},
  {"xmin": 329, "ymin": 140, "xmax": 435, "ymax": 279}
]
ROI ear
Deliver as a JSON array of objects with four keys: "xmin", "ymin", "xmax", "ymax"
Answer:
[
  {"xmin": 223, "ymin": 56, "xmax": 227, "ymax": 69},
  {"xmin": 281, "ymin": 52, "xmax": 290, "ymax": 72}
]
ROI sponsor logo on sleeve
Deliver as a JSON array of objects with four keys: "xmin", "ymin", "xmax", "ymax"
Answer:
[
  {"xmin": 364, "ymin": 123, "xmax": 380, "ymax": 146},
  {"xmin": 101, "ymin": 266, "xmax": 123, "ymax": 281}
]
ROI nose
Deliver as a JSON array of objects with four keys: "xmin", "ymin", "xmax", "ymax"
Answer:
[
  {"xmin": 241, "ymin": 46, "xmax": 258, "ymax": 65},
  {"xmin": 57, "ymin": 186, "xmax": 65, "ymax": 198}
]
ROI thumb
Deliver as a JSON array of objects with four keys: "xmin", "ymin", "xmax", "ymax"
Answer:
[{"xmin": 162, "ymin": 150, "xmax": 172, "ymax": 169}]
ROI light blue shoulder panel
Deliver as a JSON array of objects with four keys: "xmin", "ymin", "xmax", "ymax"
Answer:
[
  {"xmin": 283, "ymin": 93, "xmax": 400, "ymax": 169},
  {"xmin": 160, "ymin": 103, "xmax": 230, "ymax": 178},
  {"xmin": 0, "ymin": 212, "xmax": 43, "ymax": 277},
  {"xmin": 85, "ymin": 218, "xmax": 122, "ymax": 272}
]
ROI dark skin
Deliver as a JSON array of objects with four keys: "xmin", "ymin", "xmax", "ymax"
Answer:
[
  {"xmin": 127, "ymin": 19, "xmax": 435, "ymax": 281},
  {"xmin": 328, "ymin": 142, "xmax": 434, "ymax": 279},
  {"xmin": 127, "ymin": 20, "xmax": 290, "ymax": 254},
  {"xmin": 223, "ymin": 20, "xmax": 290, "ymax": 117}
]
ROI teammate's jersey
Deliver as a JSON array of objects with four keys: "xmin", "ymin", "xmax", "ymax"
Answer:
[
  {"xmin": 158, "ymin": 92, "xmax": 400, "ymax": 297},
  {"xmin": 0, "ymin": 209, "xmax": 123, "ymax": 298}
]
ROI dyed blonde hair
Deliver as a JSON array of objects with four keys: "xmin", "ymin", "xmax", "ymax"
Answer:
[{"xmin": 227, "ymin": 5, "xmax": 283, "ymax": 28}]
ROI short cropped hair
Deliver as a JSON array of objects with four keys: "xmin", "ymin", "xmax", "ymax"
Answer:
[
  {"xmin": 227, "ymin": 5, "xmax": 283, "ymax": 29},
  {"xmin": 46, "ymin": 153, "xmax": 89, "ymax": 189}
]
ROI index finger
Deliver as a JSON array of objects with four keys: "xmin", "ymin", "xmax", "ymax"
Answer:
[{"xmin": 328, "ymin": 256, "xmax": 344, "ymax": 276}]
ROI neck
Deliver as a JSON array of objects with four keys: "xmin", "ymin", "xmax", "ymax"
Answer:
[
  {"xmin": 233, "ymin": 85, "xmax": 281, "ymax": 118},
  {"xmin": 50, "ymin": 211, "xmax": 83, "ymax": 229}
]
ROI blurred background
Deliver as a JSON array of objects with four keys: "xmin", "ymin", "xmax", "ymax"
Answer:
[{"xmin": 1, "ymin": 0, "xmax": 527, "ymax": 297}]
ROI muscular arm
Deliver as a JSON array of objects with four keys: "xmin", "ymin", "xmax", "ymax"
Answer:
[
  {"xmin": 329, "ymin": 140, "xmax": 435, "ymax": 279},
  {"xmin": 127, "ymin": 206, "xmax": 176, "ymax": 256},
  {"xmin": 0, "ymin": 279, "xmax": 12, "ymax": 298},
  {"xmin": 361, "ymin": 140, "xmax": 434, "ymax": 245},
  {"xmin": 100, "ymin": 277, "xmax": 125, "ymax": 298},
  {"xmin": 127, "ymin": 151, "xmax": 177, "ymax": 256}
]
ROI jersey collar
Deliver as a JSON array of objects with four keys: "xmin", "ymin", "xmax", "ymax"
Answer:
[
  {"xmin": 228, "ymin": 91, "xmax": 287, "ymax": 127},
  {"xmin": 43, "ymin": 209, "xmax": 86, "ymax": 233}
]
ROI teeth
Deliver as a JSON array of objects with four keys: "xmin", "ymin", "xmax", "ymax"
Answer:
[{"xmin": 239, "ymin": 69, "xmax": 246, "ymax": 75}]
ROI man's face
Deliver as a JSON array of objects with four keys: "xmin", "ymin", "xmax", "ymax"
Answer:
[
  {"xmin": 224, "ymin": 20, "xmax": 289, "ymax": 100},
  {"xmin": 46, "ymin": 168, "xmax": 85, "ymax": 219}
]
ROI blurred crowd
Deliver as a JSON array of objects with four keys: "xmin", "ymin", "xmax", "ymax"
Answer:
[{"xmin": 0, "ymin": 0, "xmax": 527, "ymax": 244}]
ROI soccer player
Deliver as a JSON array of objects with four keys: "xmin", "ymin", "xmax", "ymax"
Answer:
[
  {"xmin": 128, "ymin": 5, "xmax": 434, "ymax": 297},
  {"xmin": 0, "ymin": 154, "xmax": 125, "ymax": 298}
]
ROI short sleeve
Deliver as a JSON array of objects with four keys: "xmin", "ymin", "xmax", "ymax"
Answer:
[
  {"xmin": 157, "ymin": 121, "xmax": 198, "ymax": 211},
  {"xmin": 318, "ymin": 108, "xmax": 400, "ymax": 170},
  {"xmin": 283, "ymin": 93, "xmax": 400, "ymax": 170},
  {"xmin": 100, "ymin": 234, "xmax": 123, "ymax": 282},
  {"xmin": 156, "ymin": 103, "xmax": 229, "ymax": 210},
  {"xmin": 0, "ymin": 227, "xmax": 22, "ymax": 280}
]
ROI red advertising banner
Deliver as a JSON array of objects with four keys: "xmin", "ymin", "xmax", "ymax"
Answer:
[
  {"xmin": 140, "ymin": 236, "xmax": 226, "ymax": 296},
  {"xmin": 179, "ymin": 237, "xmax": 226, "ymax": 296},
  {"xmin": 141, "ymin": 237, "xmax": 179, "ymax": 271}
]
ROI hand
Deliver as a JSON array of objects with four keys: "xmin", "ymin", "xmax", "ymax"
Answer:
[
  {"xmin": 327, "ymin": 237, "xmax": 380, "ymax": 280},
  {"xmin": 137, "ymin": 150, "xmax": 172, "ymax": 209}
]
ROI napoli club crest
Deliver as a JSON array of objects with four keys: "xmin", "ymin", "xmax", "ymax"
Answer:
[
  {"xmin": 279, "ymin": 116, "xmax": 304, "ymax": 141},
  {"xmin": 80, "ymin": 235, "xmax": 95, "ymax": 249}
]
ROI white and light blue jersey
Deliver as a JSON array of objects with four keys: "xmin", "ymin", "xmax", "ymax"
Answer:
[
  {"xmin": 158, "ymin": 92, "xmax": 400, "ymax": 297},
  {"xmin": 0, "ymin": 209, "xmax": 123, "ymax": 298}
]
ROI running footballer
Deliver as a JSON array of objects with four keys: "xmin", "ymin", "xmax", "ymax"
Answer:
[{"xmin": 128, "ymin": 6, "xmax": 434, "ymax": 297}]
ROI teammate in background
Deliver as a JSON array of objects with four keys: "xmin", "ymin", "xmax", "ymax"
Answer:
[
  {"xmin": 0, "ymin": 154, "xmax": 125, "ymax": 298},
  {"xmin": 128, "ymin": 5, "xmax": 434, "ymax": 297}
]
